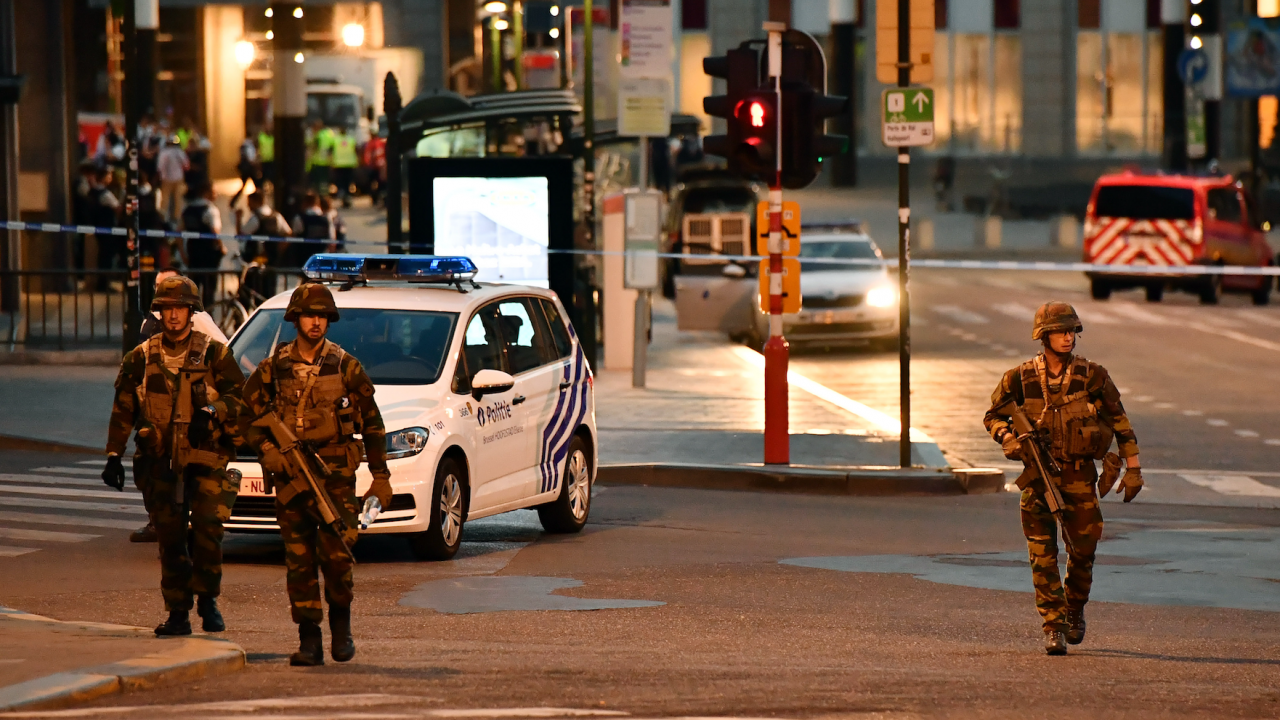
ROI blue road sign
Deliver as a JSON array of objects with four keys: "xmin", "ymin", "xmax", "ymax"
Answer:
[{"xmin": 1178, "ymin": 48, "xmax": 1210, "ymax": 86}]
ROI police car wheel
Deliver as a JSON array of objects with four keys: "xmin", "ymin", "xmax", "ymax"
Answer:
[
  {"xmin": 537, "ymin": 435, "xmax": 591, "ymax": 534},
  {"xmin": 408, "ymin": 457, "xmax": 466, "ymax": 561}
]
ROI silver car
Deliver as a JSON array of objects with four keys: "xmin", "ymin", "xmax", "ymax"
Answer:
[{"xmin": 753, "ymin": 232, "xmax": 899, "ymax": 348}]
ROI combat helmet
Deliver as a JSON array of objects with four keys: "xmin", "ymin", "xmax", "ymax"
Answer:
[
  {"xmin": 150, "ymin": 276, "xmax": 203, "ymax": 313},
  {"xmin": 284, "ymin": 282, "xmax": 340, "ymax": 322},
  {"xmin": 1032, "ymin": 301, "xmax": 1083, "ymax": 340}
]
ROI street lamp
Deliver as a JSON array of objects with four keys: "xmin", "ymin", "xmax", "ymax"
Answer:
[
  {"xmin": 494, "ymin": 18, "xmax": 509, "ymax": 30},
  {"xmin": 484, "ymin": 1, "xmax": 508, "ymax": 12},
  {"xmin": 294, "ymin": 51, "xmax": 305, "ymax": 63},
  {"xmin": 550, "ymin": 27, "xmax": 559, "ymax": 38},
  {"xmin": 234, "ymin": 40, "xmax": 256, "ymax": 68},
  {"xmin": 342, "ymin": 22, "xmax": 365, "ymax": 47}
]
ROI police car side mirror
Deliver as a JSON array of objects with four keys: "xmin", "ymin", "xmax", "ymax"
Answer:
[
  {"xmin": 722, "ymin": 264, "xmax": 746, "ymax": 279},
  {"xmin": 471, "ymin": 369, "xmax": 515, "ymax": 400}
]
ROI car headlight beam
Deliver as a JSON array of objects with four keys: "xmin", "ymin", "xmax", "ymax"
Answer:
[
  {"xmin": 865, "ymin": 285, "xmax": 897, "ymax": 308},
  {"xmin": 386, "ymin": 427, "xmax": 429, "ymax": 459}
]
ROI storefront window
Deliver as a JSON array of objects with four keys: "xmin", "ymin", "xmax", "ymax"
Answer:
[
  {"xmin": 932, "ymin": 32, "xmax": 1021, "ymax": 154},
  {"xmin": 1076, "ymin": 1, "xmax": 1162, "ymax": 156}
]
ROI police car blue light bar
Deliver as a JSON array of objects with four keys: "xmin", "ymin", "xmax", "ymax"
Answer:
[{"xmin": 302, "ymin": 254, "xmax": 479, "ymax": 283}]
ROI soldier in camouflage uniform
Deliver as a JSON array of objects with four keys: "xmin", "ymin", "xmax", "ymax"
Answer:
[
  {"xmin": 102, "ymin": 276, "xmax": 246, "ymax": 636},
  {"xmin": 241, "ymin": 282, "xmax": 392, "ymax": 666},
  {"xmin": 984, "ymin": 301, "xmax": 1143, "ymax": 656}
]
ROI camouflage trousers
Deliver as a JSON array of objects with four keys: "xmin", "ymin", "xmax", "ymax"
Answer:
[
  {"xmin": 275, "ymin": 474, "xmax": 359, "ymax": 624},
  {"xmin": 134, "ymin": 455, "xmax": 240, "ymax": 612},
  {"xmin": 1020, "ymin": 461, "xmax": 1104, "ymax": 632}
]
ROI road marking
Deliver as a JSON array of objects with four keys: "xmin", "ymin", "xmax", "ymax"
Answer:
[
  {"xmin": 933, "ymin": 304, "xmax": 990, "ymax": 324},
  {"xmin": 0, "ymin": 697, "xmax": 630, "ymax": 718},
  {"xmin": 0, "ymin": 496, "xmax": 147, "ymax": 515},
  {"xmin": 1207, "ymin": 419, "xmax": 1229, "ymax": 427},
  {"xmin": 0, "ymin": 545, "xmax": 38, "ymax": 557},
  {"xmin": 29, "ymin": 466, "xmax": 131, "ymax": 477},
  {"xmin": 1235, "ymin": 429, "xmax": 1260, "ymax": 438},
  {"xmin": 731, "ymin": 346, "xmax": 933, "ymax": 441},
  {"xmin": 1182, "ymin": 409, "xmax": 1204, "ymax": 416},
  {"xmin": 1135, "ymin": 395, "xmax": 1154, "ymax": 402},
  {"xmin": 0, "ymin": 526, "xmax": 97, "ymax": 542},
  {"xmin": 1184, "ymin": 321, "xmax": 1280, "ymax": 352},
  {"xmin": 1179, "ymin": 474, "xmax": 1280, "ymax": 497},
  {"xmin": 0, "ymin": 511, "xmax": 138, "ymax": 530},
  {"xmin": 1154, "ymin": 402, "xmax": 1175, "ymax": 409},
  {"xmin": 0, "ymin": 484, "xmax": 146, "ymax": 501},
  {"xmin": 989, "ymin": 302, "xmax": 1035, "ymax": 320},
  {"xmin": 1232, "ymin": 308, "xmax": 1280, "ymax": 328},
  {"xmin": 1267, "ymin": 439, "xmax": 1280, "ymax": 446},
  {"xmin": 0, "ymin": 473, "xmax": 138, "ymax": 489},
  {"xmin": 1107, "ymin": 303, "xmax": 1172, "ymax": 325}
]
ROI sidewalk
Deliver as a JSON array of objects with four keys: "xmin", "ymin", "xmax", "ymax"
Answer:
[{"xmin": 0, "ymin": 607, "xmax": 243, "ymax": 712}]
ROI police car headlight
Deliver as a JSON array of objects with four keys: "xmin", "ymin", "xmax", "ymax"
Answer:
[
  {"xmin": 866, "ymin": 285, "xmax": 897, "ymax": 308},
  {"xmin": 386, "ymin": 427, "xmax": 429, "ymax": 459}
]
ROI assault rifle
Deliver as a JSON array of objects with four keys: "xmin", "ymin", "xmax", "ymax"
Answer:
[
  {"xmin": 996, "ymin": 400, "xmax": 1067, "ymax": 517},
  {"xmin": 252, "ymin": 412, "xmax": 355, "ymax": 561}
]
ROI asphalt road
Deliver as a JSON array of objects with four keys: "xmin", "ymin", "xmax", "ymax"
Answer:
[{"xmin": 2, "ymin": 269, "xmax": 1280, "ymax": 718}]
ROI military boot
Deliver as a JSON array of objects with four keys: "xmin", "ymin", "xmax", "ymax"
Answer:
[
  {"xmin": 1044, "ymin": 629, "xmax": 1067, "ymax": 656},
  {"xmin": 196, "ymin": 595, "xmax": 225, "ymax": 633},
  {"xmin": 129, "ymin": 522, "xmax": 157, "ymax": 543},
  {"xmin": 1066, "ymin": 606, "xmax": 1086, "ymax": 645},
  {"xmin": 328, "ymin": 605, "xmax": 355, "ymax": 662},
  {"xmin": 290, "ymin": 621, "xmax": 325, "ymax": 667},
  {"xmin": 154, "ymin": 610, "xmax": 192, "ymax": 637}
]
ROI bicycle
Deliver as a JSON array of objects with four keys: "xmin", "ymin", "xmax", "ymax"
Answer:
[{"xmin": 207, "ymin": 260, "xmax": 273, "ymax": 336}]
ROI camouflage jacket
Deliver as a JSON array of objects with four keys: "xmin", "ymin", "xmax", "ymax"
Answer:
[
  {"xmin": 984, "ymin": 353, "xmax": 1139, "ymax": 461},
  {"xmin": 106, "ymin": 331, "xmax": 247, "ymax": 458},
  {"xmin": 241, "ymin": 338, "xmax": 389, "ymax": 479}
]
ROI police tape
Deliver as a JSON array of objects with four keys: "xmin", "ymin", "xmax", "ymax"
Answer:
[
  {"xmin": 545, "ymin": 248, "xmax": 1280, "ymax": 276},
  {"xmin": 0, "ymin": 220, "xmax": 343, "ymax": 246}
]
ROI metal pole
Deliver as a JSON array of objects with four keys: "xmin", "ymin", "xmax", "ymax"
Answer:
[
  {"xmin": 490, "ymin": 18, "xmax": 502, "ymax": 92},
  {"xmin": 583, "ymin": 0, "xmax": 596, "ymax": 247},
  {"xmin": 632, "ymin": 141, "xmax": 649, "ymax": 389},
  {"xmin": 384, "ymin": 72, "xmax": 403, "ymax": 252},
  {"xmin": 897, "ymin": 0, "xmax": 911, "ymax": 468},
  {"xmin": 763, "ymin": 21, "xmax": 788, "ymax": 465},
  {"xmin": 0, "ymin": 0, "xmax": 18, "ymax": 316},
  {"xmin": 513, "ymin": 0, "xmax": 525, "ymax": 90},
  {"xmin": 121, "ymin": 0, "xmax": 149, "ymax": 352}
]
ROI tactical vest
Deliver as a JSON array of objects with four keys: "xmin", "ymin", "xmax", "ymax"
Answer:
[
  {"xmin": 299, "ymin": 212, "xmax": 332, "ymax": 240},
  {"xmin": 135, "ymin": 332, "xmax": 227, "ymax": 469},
  {"xmin": 181, "ymin": 202, "xmax": 215, "ymax": 235},
  {"xmin": 271, "ymin": 341, "xmax": 361, "ymax": 452},
  {"xmin": 1017, "ymin": 354, "xmax": 1113, "ymax": 461}
]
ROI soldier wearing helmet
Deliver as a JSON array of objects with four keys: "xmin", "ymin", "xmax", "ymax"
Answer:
[
  {"xmin": 102, "ymin": 274, "xmax": 246, "ymax": 637},
  {"xmin": 241, "ymin": 282, "xmax": 391, "ymax": 666},
  {"xmin": 984, "ymin": 301, "xmax": 1142, "ymax": 656}
]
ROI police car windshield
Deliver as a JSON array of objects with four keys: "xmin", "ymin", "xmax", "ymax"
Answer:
[
  {"xmin": 230, "ymin": 308, "xmax": 458, "ymax": 386},
  {"xmin": 1095, "ymin": 185, "xmax": 1195, "ymax": 220},
  {"xmin": 798, "ymin": 239, "xmax": 882, "ymax": 272}
]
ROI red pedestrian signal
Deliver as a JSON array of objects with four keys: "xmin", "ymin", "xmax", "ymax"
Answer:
[{"xmin": 749, "ymin": 101, "xmax": 766, "ymax": 128}]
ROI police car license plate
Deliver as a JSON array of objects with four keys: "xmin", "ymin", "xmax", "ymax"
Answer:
[{"xmin": 244, "ymin": 477, "xmax": 271, "ymax": 495}]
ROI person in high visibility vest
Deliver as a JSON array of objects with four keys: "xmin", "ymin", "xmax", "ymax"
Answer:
[
  {"xmin": 258, "ymin": 128, "xmax": 275, "ymax": 186},
  {"xmin": 330, "ymin": 126, "xmax": 359, "ymax": 208},
  {"xmin": 309, "ymin": 120, "xmax": 335, "ymax": 196}
]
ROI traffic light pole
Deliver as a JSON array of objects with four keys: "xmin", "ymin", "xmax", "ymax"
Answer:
[
  {"xmin": 896, "ymin": 0, "xmax": 912, "ymax": 468},
  {"xmin": 763, "ymin": 21, "xmax": 789, "ymax": 465}
]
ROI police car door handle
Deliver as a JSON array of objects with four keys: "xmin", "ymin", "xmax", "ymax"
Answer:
[
  {"xmin": 512, "ymin": 394, "xmax": 527, "ymax": 405},
  {"xmin": 559, "ymin": 381, "xmax": 572, "ymax": 391}
]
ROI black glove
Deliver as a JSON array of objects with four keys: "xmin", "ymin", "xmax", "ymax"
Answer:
[
  {"xmin": 102, "ymin": 454, "xmax": 125, "ymax": 491},
  {"xmin": 187, "ymin": 406, "xmax": 218, "ymax": 446}
]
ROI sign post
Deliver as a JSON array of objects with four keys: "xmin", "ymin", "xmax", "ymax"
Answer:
[
  {"xmin": 762, "ymin": 21, "xmax": 789, "ymax": 466},
  {"xmin": 624, "ymin": 189, "xmax": 662, "ymax": 388}
]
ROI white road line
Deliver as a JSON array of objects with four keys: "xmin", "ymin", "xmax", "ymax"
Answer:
[
  {"xmin": 0, "ymin": 483, "xmax": 145, "ymax": 502},
  {"xmin": 989, "ymin": 302, "xmax": 1035, "ymax": 320},
  {"xmin": 1074, "ymin": 308, "xmax": 1121, "ymax": 325},
  {"xmin": 0, "ymin": 511, "xmax": 137, "ymax": 530},
  {"xmin": 0, "ymin": 545, "xmax": 38, "ymax": 557},
  {"xmin": 1182, "ymin": 409, "xmax": 1204, "ymax": 416},
  {"xmin": 1235, "ymin": 430, "xmax": 1260, "ymax": 438},
  {"xmin": 1154, "ymin": 402, "xmax": 1175, "ymax": 409},
  {"xmin": 933, "ymin": 304, "xmax": 990, "ymax": 324},
  {"xmin": 1179, "ymin": 474, "xmax": 1280, "ymax": 498},
  {"xmin": 1267, "ymin": 439, "xmax": 1280, "ymax": 446},
  {"xmin": 1232, "ymin": 309, "xmax": 1280, "ymax": 328},
  {"xmin": 0, "ymin": 526, "xmax": 97, "ymax": 542},
  {"xmin": 1183, "ymin": 320, "xmax": 1280, "ymax": 352},
  {"xmin": 0, "ymin": 496, "xmax": 147, "ymax": 515},
  {"xmin": 29, "ymin": 467, "xmax": 131, "ymax": 477},
  {"xmin": 1135, "ymin": 395, "xmax": 1154, "ymax": 402},
  {"xmin": 1206, "ymin": 419, "xmax": 1229, "ymax": 427},
  {"xmin": 0, "ymin": 473, "xmax": 141, "ymax": 492},
  {"xmin": 1106, "ymin": 303, "xmax": 1172, "ymax": 325}
]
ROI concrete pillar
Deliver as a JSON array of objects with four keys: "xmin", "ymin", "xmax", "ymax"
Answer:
[
  {"xmin": 916, "ymin": 217, "xmax": 935, "ymax": 252},
  {"xmin": 272, "ymin": 3, "xmax": 306, "ymax": 218},
  {"xmin": 1051, "ymin": 214, "xmax": 1079, "ymax": 248},
  {"xmin": 1020, "ymin": 0, "xmax": 1075, "ymax": 157},
  {"xmin": 976, "ymin": 215, "xmax": 1001, "ymax": 249},
  {"xmin": 202, "ymin": 5, "xmax": 245, "ymax": 181}
]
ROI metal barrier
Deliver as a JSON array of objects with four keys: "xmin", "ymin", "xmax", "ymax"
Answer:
[{"xmin": 0, "ymin": 266, "xmax": 305, "ymax": 350}]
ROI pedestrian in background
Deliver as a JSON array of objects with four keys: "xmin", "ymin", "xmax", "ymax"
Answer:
[
  {"xmin": 984, "ymin": 302, "xmax": 1144, "ymax": 656},
  {"xmin": 362, "ymin": 129, "xmax": 386, "ymax": 207},
  {"xmin": 136, "ymin": 170, "xmax": 171, "ymax": 269},
  {"xmin": 258, "ymin": 126, "xmax": 276, "ymax": 187},
  {"xmin": 89, "ymin": 165, "xmax": 122, "ymax": 291},
  {"xmin": 240, "ymin": 282, "xmax": 392, "ymax": 665},
  {"xmin": 289, "ymin": 190, "xmax": 335, "ymax": 269},
  {"xmin": 320, "ymin": 196, "xmax": 346, "ymax": 245},
  {"xmin": 308, "ymin": 120, "xmax": 334, "ymax": 196},
  {"xmin": 179, "ymin": 183, "xmax": 225, "ymax": 310},
  {"xmin": 238, "ymin": 190, "xmax": 292, "ymax": 300},
  {"xmin": 330, "ymin": 125, "xmax": 358, "ymax": 208},
  {"xmin": 231, "ymin": 129, "xmax": 261, "ymax": 204},
  {"xmin": 103, "ymin": 276, "xmax": 244, "ymax": 637},
  {"xmin": 157, "ymin": 135, "xmax": 189, "ymax": 221}
]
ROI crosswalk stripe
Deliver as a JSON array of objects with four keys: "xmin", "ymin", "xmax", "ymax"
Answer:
[
  {"xmin": 933, "ymin": 304, "xmax": 990, "ymax": 324},
  {"xmin": 0, "ymin": 496, "xmax": 147, "ymax": 515},
  {"xmin": 1178, "ymin": 473, "xmax": 1280, "ymax": 497},
  {"xmin": 0, "ymin": 473, "xmax": 141, "ymax": 491},
  {"xmin": 0, "ymin": 545, "xmax": 38, "ymax": 557},
  {"xmin": 0, "ymin": 483, "xmax": 146, "ymax": 502},
  {"xmin": 75, "ymin": 460, "xmax": 103, "ymax": 466},
  {"xmin": 1074, "ymin": 307, "xmax": 1121, "ymax": 324},
  {"xmin": 30, "ymin": 466, "xmax": 132, "ymax": 477},
  {"xmin": 0, "ymin": 510, "xmax": 139, "ymax": 530},
  {"xmin": 989, "ymin": 302, "xmax": 1035, "ymax": 320},
  {"xmin": 1105, "ymin": 303, "xmax": 1172, "ymax": 325},
  {"xmin": 0, "ymin": 526, "xmax": 98, "ymax": 542}
]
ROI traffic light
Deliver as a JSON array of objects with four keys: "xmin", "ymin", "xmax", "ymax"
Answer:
[
  {"xmin": 781, "ymin": 86, "xmax": 847, "ymax": 189},
  {"xmin": 736, "ymin": 91, "xmax": 777, "ymax": 177},
  {"xmin": 703, "ymin": 45, "xmax": 765, "ymax": 177}
]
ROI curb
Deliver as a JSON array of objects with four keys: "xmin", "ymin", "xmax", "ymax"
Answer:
[
  {"xmin": 0, "ymin": 607, "xmax": 245, "ymax": 712},
  {"xmin": 597, "ymin": 463, "xmax": 1005, "ymax": 496}
]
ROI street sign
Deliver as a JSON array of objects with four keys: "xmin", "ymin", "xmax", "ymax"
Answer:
[
  {"xmin": 1178, "ymin": 48, "xmax": 1209, "ymax": 86},
  {"xmin": 881, "ymin": 87, "xmax": 934, "ymax": 147},
  {"xmin": 755, "ymin": 201, "xmax": 801, "ymax": 255},
  {"xmin": 875, "ymin": 0, "xmax": 935, "ymax": 84},
  {"xmin": 624, "ymin": 189, "xmax": 663, "ymax": 290},
  {"xmin": 618, "ymin": 77, "xmax": 671, "ymax": 137},
  {"xmin": 1187, "ymin": 92, "xmax": 1207, "ymax": 160},
  {"xmin": 758, "ymin": 258, "xmax": 802, "ymax": 314}
]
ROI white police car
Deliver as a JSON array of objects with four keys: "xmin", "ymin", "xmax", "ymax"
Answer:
[{"xmin": 224, "ymin": 254, "xmax": 597, "ymax": 560}]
